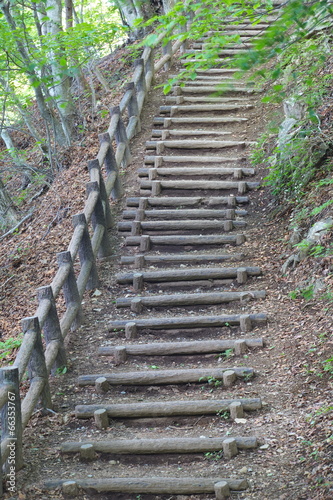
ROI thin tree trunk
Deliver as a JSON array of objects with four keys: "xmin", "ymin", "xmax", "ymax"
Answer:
[{"xmin": 0, "ymin": 176, "xmax": 18, "ymax": 230}]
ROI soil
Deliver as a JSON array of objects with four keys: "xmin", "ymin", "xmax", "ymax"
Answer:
[{"xmin": 1, "ymin": 44, "xmax": 332, "ymax": 500}]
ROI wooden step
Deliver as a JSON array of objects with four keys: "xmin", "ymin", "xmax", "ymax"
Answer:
[
  {"xmin": 61, "ymin": 435, "xmax": 258, "ymax": 455},
  {"xmin": 75, "ymin": 397, "xmax": 262, "ymax": 418},
  {"xmin": 115, "ymin": 290, "xmax": 266, "ymax": 310},
  {"xmin": 108, "ymin": 313, "xmax": 267, "ymax": 332},
  {"xmin": 45, "ymin": 476, "xmax": 249, "ymax": 494},
  {"xmin": 98, "ymin": 338, "xmax": 263, "ymax": 358},
  {"xmin": 122, "ymin": 208, "xmax": 248, "ymax": 219},
  {"xmin": 153, "ymin": 116, "xmax": 248, "ymax": 125},
  {"xmin": 144, "ymin": 154, "xmax": 247, "ymax": 165},
  {"xmin": 165, "ymin": 95, "xmax": 250, "ymax": 103},
  {"xmin": 116, "ymin": 266, "xmax": 261, "ymax": 284},
  {"xmin": 78, "ymin": 366, "xmax": 254, "ymax": 387},
  {"xmin": 151, "ymin": 128, "xmax": 232, "ymax": 138},
  {"xmin": 140, "ymin": 179, "xmax": 259, "ymax": 193},
  {"xmin": 126, "ymin": 195, "xmax": 249, "ymax": 207},
  {"xmin": 120, "ymin": 252, "xmax": 245, "ymax": 267},
  {"xmin": 145, "ymin": 139, "xmax": 252, "ymax": 151},
  {"xmin": 125, "ymin": 233, "xmax": 246, "ymax": 249},
  {"xmin": 138, "ymin": 167, "xmax": 255, "ymax": 178},
  {"xmin": 160, "ymin": 104, "xmax": 254, "ymax": 114},
  {"xmin": 118, "ymin": 219, "xmax": 247, "ymax": 234}
]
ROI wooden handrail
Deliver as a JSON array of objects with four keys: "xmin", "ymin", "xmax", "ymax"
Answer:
[{"xmin": 0, "ymin": 13, "xmax": 190, "ymax": 494}]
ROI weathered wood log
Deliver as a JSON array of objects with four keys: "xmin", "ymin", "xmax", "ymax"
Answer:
[
  {"xmin": 44, "ymin": 476, "xmax": 249, "ymax": 493},
  {"xmin": 126, "ymin": 195, "xmax": 249, "ymax": 206},
  {"xmin": 75, "ymin": 397, "xmax": 262, "ymax": 419},
  {"xmin": 98, "ymin": 338, "xmax": 263, "ymax": 357},
  {"xmin": 125, "ymin": 234, "xmax": 246, "ymax": 247},
  {"xmin": 146, "ymin": 140, "xmax": 250, "ymax": 150},
  {"xmin": 138, "ymin": 167, "xmax": 255, "ymax": 178},
  {"xmin": 62, "ymin": 435, "xmax": 258, "ymax": 455},
  {"xmin": 174, "ymin": 85, "xmax": 256, "ymax": 94},
  {"xmin": 78, "ymin": 366, "xmax": 254, "ymax": 387},
  {"xmin": 116, "ymin": 266, "xmax": 261, "ymax": 284},
  {"xmin": 153, "ymin": 116, "xmax": 248, "ymax": 125},
  {"xmin": 120, "ymin": 253, "xmax": 245, "ymax": 266},
  {"xmin": 165, "ymin": 96, "xmax": 249, "ymax": 104},
  {"xmin": 160, "ymin": 104, "xmax": 254, "ymax": 114},
  {"xmin": 122, "ymin": 208, "xmax": 248, "ymax": 220},
  {"xmin": 152, "ymin": 129, "xmax": 232, "ymax": 137},
  {"xmin": 115, "ymin": 290, "xmax": 266, "ymax": 309},
  {"xmin": 108, "ymin": 313, "xmax": 267, "ymax": 331},
  {"xmin": 215, "ymin": 480, "xmax": 230, "ymax": 499},
  {"xmin": 118, "ymin": 219, "xmax": 246, "ymax": 233},
  {"xmin": 94, "ymin": 409, "xmax": 109, "ymax": 430},
  {"xmin": 140, "ymin": 179, "xmax": 260, "ymax": 191}
]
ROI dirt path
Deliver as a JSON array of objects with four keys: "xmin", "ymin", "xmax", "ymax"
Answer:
[{"xmin": 10, "ymin": 19, "xmax": 333, "ymax": 500}]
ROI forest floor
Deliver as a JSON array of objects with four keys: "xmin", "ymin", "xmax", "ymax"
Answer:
[{"xmin": 0, "ymin": 43, "xmax": 332, "ymax": 500}]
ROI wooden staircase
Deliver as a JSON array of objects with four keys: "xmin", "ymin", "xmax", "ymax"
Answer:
[{"xmin": 44, "ymin": 17, "xmax": 273, "ymax": 500}]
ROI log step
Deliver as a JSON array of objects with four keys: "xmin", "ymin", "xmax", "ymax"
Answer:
[
  {"xmin": 61, "ymin": 435, "xmax": 258, "ymax": 455},
  {"xmin": 153, "ymin": 116, "xmax": 248, "ymax": 125},
  {"xmin": 122, "ymin": 208, "xmax": 248, "ymax": 220},
  {"xmin": 108, "ymin": 313, "xmax": 267, "ymax": 332},
  {"xmin": 138, "ymin": 167, "xmax": 255, "ymax": 178},
  {"xmin": 118, "ymin": 219, "xmax": 247, "ymax": 234},
  {"xmin": 116, "ymin": 266, "xmax": 261, "ymax": 284},
  {"xmin": 173, "ymin": 85, "xmax": 257, "ymax": 94},
  {"xmin": 165, "ymin": 95, "xmax": 249, "ymax": 104},
  {"xmin": 115, "ymin": 290, "xmax": 266, "ymax": 310},
  {"xmin": 78, "ymin": 366, "xmax": 254, "ymax": 387},
  {"xmin": 160, "ymin": 104, "xmax": 254, "ymax": 114},
  {"xmin": 144, "ymin": 154, "xmax": 247, "ymax": 164},
  {"xmin": 126, "ymin": 195, "xmax": 249, "ymax": 207},
  {"xmin": 75, "ymin": 397, "xmax": 262, "ymax": 419},
  {"xmin": 145, "ymin": 140, "xmax": 252, "ymax": 151},
  {"xmin": 45, "ymin": 476, "xmax": 249, "ymax": 494},
  {"xmin": 98, "ymin": 338, "xmax": 263, "ymax": 358},
  {"xmin": 120, "ymin": 252, "xmax": 245, "ymax": 267},
  {"xmin": 151, "ymin": 129, "xmax": 232, "ymax": 138},
  {"xmin": 125, "ymin": 234, "xmax": 247, "ymax": 248},
  {"xmin": 140, "ymin": 179, "xmax": 260, "ymax": 193}
]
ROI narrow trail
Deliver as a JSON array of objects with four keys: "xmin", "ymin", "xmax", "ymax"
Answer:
[{"xmin": 24, "ymin": 15, "xmax": 311, "ymax": 500}]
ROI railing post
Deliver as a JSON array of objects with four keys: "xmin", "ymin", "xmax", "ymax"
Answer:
[
  {"xmin": 86, "ymin": 181, "xmax": 113, "ymax": 258},
  {"xmin": 72, "ymin": 213, "xmax": 99, "ymax": 290},
  {"xmin": 126, "ymin": 82, "xmax": 141, "ymax": 134},
  {"xmin": 37, "ymin": 285, "xmax": 67, "ymax": 373},
  {"xmin": 98, "ymin": 132, "xmax": 123, "ymax": 200},
  {"xmin": 22, "ymin": 316, "xmax": 52, "ymax": 412},
  {"xmin": 56, "ymin": 252, "xmax": 84, "ymax": 330},
  {"xmin": 0, "ymin": 366, "xmax": 23, "ymax": 477},
  {"xmin": 162, "ymin": 40, "xmax": 172, "ymax": 71},
  {"xmin": 88, "ymin": 159, "xmax": 113, "ymax": 229},
  {"xmin": 135, "ymin": 58, "xmax": 147, "ymax": 112},
  {"xmin": 111, "ymin": 106, "xmax": 132, "ymax": 168},
  {"xmin": 145, "ymin": 47, "xmax": 155, "ymax": 89}
]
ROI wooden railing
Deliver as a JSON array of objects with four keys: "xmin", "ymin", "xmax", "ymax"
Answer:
[{"xmin": 0, "ymin": 18, "xmax": 189, "ymax": 496}]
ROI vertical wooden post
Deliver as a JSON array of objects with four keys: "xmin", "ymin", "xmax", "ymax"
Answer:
[
  {"xmin": 0, "ymin": 366, "xmax": 23, "ymax": 474},
  {"xmin": 37, "ymin": 285, "xmax": 67, "ymax": 373},
  {"xmin": 135, "ymin": 58, "xmax": 147, "ymax": 112},
  {"xmin": 126, "ymin": 82, "xmax": 141, "ymax": 134},
  {"xmin": 111, "ymin": 106, "xmax": 131, "ymax": 167},
  {"xmin": 72, "ymin": 213, "xmax": 99, "ymax": 290},
  {"xmin": 98, "ymin": 132, "xmax": 123, "ymax": 200},
  {"xmin": 57, "ymin": 251, "xmax": 84, "ymax": 330},
  {"xmin": 86, "ymin": 181, "xmax": 113, "ymax": 258},
  {"xmin": 22, "ymin": 317, "xmax": 52, "ymax": 411},
  {"xmin": 88, "ymin": 159, "xmax": 113, "ymax": 229},
  {"xmin": 162, "ymin": 41, "xmax": 172, "ymax": 71},
  {"xmin": 145, "ymin": 47, "xmax": 155, "ymax": 88}
]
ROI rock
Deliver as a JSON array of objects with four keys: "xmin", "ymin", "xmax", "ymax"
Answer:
[
  {"xmin": 281, "ymin": 254, "xmax": 300, "ymax": 274},
  {"xmin": 289, "ymin": 227, "xmax": 302, "ymax": 248},
  {"xmin": 307, "ymin": 218, "xmax": 333, "ymax": 243}
]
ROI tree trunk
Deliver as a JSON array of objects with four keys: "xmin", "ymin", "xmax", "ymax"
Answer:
[{"xmin": 0, "ymin": 177, "xmax": 18, "ymax": 230}]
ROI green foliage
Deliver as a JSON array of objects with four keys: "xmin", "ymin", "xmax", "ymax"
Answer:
[
  {"xmin": 216, "ymin": 409, "xmax": 229, "ymax": 420},
  {"xmin": 204, "ymin": 450, "xmax": 223, "ymax": 461},
  {"xmin": 322, "ymin": 357, "xmax": 333, "ymax": 378},
  {"xmin": 0, "ymin": 336, "xmax": 23, "ymax": 360},
  {"xmin": 310, "ymin": 200, "xmax": 333, "ymax": 216}
]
